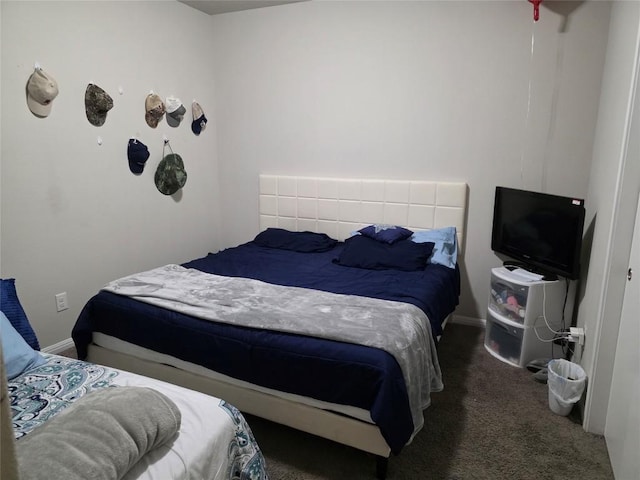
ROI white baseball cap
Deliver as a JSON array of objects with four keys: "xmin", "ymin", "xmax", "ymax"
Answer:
[{"xmin": 26, "ymin": 68, "xmax": 59, "ymax": 117}]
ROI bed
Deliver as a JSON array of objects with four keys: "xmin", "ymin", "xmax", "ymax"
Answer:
[
  {"xmin": 1, "ymin": 280, "xmax": 268, "ymax": 480},
  {"xmin": 71, "ymin": 175, "xmax": 468, "ymax": 478}
]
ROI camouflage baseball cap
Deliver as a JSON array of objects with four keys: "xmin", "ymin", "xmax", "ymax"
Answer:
[
  {"xmin": 155, "ymin": 153, "xmax": 187, "ymax": 195},
  {"xmin": 85, "ymin": 84, "xmax": 113, "ymax": 127},
  {"xmin": 145, "ymin": 93, "xmax": 165, "ymax": 128}
]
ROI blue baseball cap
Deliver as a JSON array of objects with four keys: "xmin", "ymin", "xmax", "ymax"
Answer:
[{"xmin": 127, "ymin": 139, "xmax": 150, "ymax": 175}]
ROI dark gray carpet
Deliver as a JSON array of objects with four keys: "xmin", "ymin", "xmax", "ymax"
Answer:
[
  {"xmin": 59, "ymin": 324, "xmax": 613, "ymax": 479},
  {"xmin": 243, "ymin": 323, "xmax": 613, "ymax": 480}
]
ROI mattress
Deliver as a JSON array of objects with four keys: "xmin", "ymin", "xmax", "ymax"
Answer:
[
  {"xmin": 10, "ymin": 353, "xmax": 268, "ymax": 480},
  {"xmin": 92, "ymin": 332, "xmax": 374, "ymax": 423},
  {"xmin": 73, "ymin": 239, "xmax": 460, "ymax": 454}
]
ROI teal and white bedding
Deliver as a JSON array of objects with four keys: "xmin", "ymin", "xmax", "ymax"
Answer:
[
  {"xmin": 10, "ymin": 355, "xmax": 119, "ymax": 439},
  {"xmin": 9, "ymin": 354, "xmax": 269, "ymax": 480}
]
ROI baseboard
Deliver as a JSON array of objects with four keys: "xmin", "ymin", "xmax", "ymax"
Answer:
[
  {"xmin": 450, "ymin": 315, "xmax": 486, "ymax": 328},
  {"xmin": 42, "ymin": 337, "xmax": 74, "ymax": 354}
]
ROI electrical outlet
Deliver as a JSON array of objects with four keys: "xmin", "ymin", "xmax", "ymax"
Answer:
[
  {"xmin": 569, "ymin": 327, "xmax": 585, "ymax": 345},
  {"xmin": 55, "ymin": 292, "xmax": 68, "ymax": 312}
]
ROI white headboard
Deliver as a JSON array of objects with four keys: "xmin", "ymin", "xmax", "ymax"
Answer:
[{"xmin": 259, "ymin": 175, "xmax": 468, "ymax": 253}]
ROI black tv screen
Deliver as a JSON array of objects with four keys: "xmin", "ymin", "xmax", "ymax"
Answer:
[{"xmin": 491, "ymin": 187, "xmax": 585, "ymax": 279}]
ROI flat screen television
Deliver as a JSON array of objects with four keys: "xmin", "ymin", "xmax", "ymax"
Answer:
[{"xmin": 491, "ymin": 186, "xmax": 585, "ymax": 280}]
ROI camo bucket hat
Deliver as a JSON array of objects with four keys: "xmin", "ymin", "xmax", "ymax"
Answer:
[
  {"xmin": 155, "ymin": 142, "xmax": 186, "ymax": 195},
  {"xmin": 85, "ymin": 84, "xmax": 113, "ymax": 126}
]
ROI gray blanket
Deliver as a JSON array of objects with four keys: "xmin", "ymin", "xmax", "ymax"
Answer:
[
  {"xmin": 103, "ymin": 264, "xmax": 443, "ymax": 435},
  {"xmin": 16, "ymin": 386, "xmax": 181, "ymax": 480}
]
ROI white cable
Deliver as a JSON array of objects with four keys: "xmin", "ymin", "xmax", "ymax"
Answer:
[
  {"xmin": 534, "ymin": 327, "xmax": 571, "ymax": 343},
  {"xmin": 532, "ymin": 283, "xmax": 568, "ymax": 344},
  {"xmin": 519, "ymin": 23, "xmax": 536, "ymax": 186},
  {"xmin": 538, "ymin": 283, "xmax": 565, "ymax": 334}
]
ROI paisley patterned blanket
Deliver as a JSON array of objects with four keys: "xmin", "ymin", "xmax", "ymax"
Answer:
[
  {"xmin": 9, "ymin": 355, "xmax": 118, "ymax": 439},
  {"xmin": 9, "ymin": 354, "xmax": 268, "ymax": 480}
]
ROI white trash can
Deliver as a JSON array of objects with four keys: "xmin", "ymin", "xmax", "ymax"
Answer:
[{"xmin": 547, "ymin": 359, "xmax": 587, "ymax": 416}]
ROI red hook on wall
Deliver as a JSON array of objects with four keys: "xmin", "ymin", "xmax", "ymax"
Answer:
[{"xmin": 528, "ymin": 0, "xmax": 542, "ymax": 22}]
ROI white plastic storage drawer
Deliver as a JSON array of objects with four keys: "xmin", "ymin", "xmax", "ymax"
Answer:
[
  {"xmin": 484, "ymin": 315, "xmax": 524, "ymax": 367},
  {"xmin": 488, "ymin": 267, "xmax": 565, "ymax": 328},
  {"xmin": 489, "ymin": 275, "xmax": 529, "ymax": 324}
]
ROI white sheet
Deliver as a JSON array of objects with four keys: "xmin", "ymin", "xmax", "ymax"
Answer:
[{"xmin": 96, "ymin": 362, "xmax": 266, "ymax": 480}]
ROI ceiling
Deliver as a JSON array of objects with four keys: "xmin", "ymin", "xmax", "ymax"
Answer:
[{"xmin": 178, "ymin": 0, "xmax": 307, "ymax": 16}]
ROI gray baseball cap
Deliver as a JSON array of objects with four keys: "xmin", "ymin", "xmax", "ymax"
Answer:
[{"xmin": 165, "ymin": 96, "xmax": 186, "ymax": 127}]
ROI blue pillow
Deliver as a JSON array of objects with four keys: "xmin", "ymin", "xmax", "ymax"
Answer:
[
  {"xmin": 358, "ymin": 224, "xmax": 413, "ymax": 245},
  {"xmin": 1, "ymin": 278, "xmax": 40, "ymax": 350},
  {"xmin": 334, "ymin": 235, "xmax": 434, "ymax": 271},
  {"xmin": 254, "ymin": 228, "xmax": 338, "ymax": 253},
  {"xmin": 410, "ymin": 227, "xmax": 458, "ymax": 269},
  {"xmin": 1, "ymin": 311, "xmax": 46, "ymax": 380}
]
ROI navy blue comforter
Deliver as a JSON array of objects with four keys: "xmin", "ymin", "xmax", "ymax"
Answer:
[{"xmin": 73, "ymin": 241, "xmax": 459, "ymax": 454}]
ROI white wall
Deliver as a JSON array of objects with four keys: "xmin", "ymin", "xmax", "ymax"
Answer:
[
  {"xmin": 0, "ymin": 0, "xmax": 633, "ymax": 440},
  {"xmin": 210, "ymin": 0, "xmax": 610, "ymax": 319},
  {"xmin": 1, "ymin": 1, "xmax": 220, "ymax": 347},
  {"xmin": 0, "ymin": 1, "xmax": 614, "ymax": 345},
  {"xmin": 578, "ymin": 1, "xmax": 640, "ymax": 434}
]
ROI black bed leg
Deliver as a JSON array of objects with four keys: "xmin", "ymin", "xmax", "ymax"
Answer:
[{"xmin": 376, "ymin": 456, "xmax": 388, "ymax": 480}]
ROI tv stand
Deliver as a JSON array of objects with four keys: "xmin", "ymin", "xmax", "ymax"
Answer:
[{"xmin": 485, "ymin": 267, "xmax": 565, "ymax": 367}]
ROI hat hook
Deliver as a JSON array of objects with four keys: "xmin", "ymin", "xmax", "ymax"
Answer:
[
  {"xmin": 34, "ymin": 61, "xmax": 41, "ymax": 71},
  {"xmin": 161, "ymin": 136, "xmax": 175, "ymax": 157}
]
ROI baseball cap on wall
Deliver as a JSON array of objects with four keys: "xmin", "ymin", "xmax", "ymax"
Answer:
[
  {"xmin": 145, "ymin": 93, "xmax": 165, "ymax": 128},
  {"xmin": 26, "ymin": 68, "xmax": 59, "ymax": 117},
  {"xmin": 127, "ymin": 139, "xmax": 150, "ymax": 175},
  {"xmin": 165, "ymin": 96, "xmax": 186, "ymax": 128},
  {"xmin": 85, "ymin": 84, "xmax": 113, "ymax": 127},
  {"xmin": 191, "ymin": 101, "xmax": 207, "ymax": 135}
]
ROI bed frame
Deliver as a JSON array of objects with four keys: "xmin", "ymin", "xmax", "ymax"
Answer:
[
  {"xmin": 86, "ymin": 175, "xmax": 468, "ymax": 479},
  {"xmin": 258, "ymin": 175, "xmax": 467, "ymax": 248}
]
